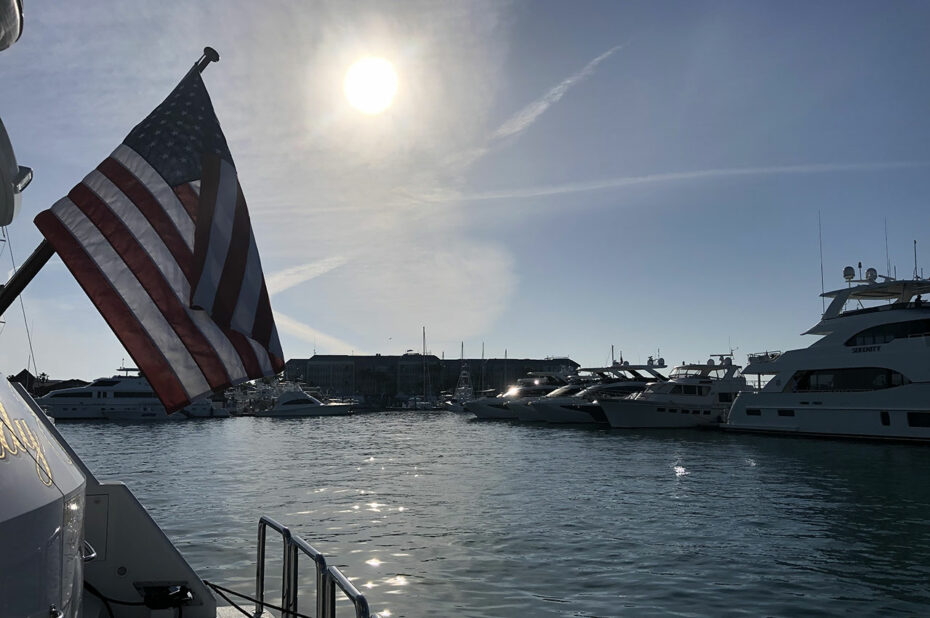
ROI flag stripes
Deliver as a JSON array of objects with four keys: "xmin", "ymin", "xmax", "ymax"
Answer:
[{"xmin": 36, "ymin": 143, "xmax": 282, "ymax": 412}]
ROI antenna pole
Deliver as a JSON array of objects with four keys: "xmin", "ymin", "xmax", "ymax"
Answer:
[
  {"xmin": 885, "ymin": 218, "xmax": 891, "ymax": 278},
  {"xmin": 914, "ymin": 240, "xmax": 919, "ymax": 280},
  {"xmin": 0, "ymin": 47, "xmax": 220, "ymax": 318},
  {"xmin": 818, "ymin": 211, "xmax": 825, "ymax": 313}
]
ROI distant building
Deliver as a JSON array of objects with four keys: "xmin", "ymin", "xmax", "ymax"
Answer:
[{"xmin": 283, "ymin": 354, "xmax": 579, "ymax": 407}]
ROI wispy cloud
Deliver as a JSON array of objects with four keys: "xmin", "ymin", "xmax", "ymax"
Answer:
[
  {"xmin": 448, "ymin": 160, "xmax": 930, "ymax": 202},
  {"xmin": 491, "ymin": 44, "xmax": 625, "ymax": 141},
  {"xmin": 273, "ymin": 310, "xmax": 362, "ymax": 354},
  {"xmin": 267, "ymin": 256, "xmax": 350, "ymax": 296}
]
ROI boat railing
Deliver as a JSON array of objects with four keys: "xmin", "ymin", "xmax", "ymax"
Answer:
[
  {"xmin": 255, "ymin": 515, "xmax": 370, "ymax": 618},
  {"xmin": 747, "ymin": 351, "xmax": 782, "ymax": 364}
]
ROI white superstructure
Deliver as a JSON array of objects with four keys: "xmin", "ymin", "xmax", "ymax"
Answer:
[
  {"xmin": 464, "ymin": 372, "xmax": 571, "ymax": 420},
  {"xmin": 37, "ymin": 371, "xmax": 229, "ymax": 421},
  {"xmin": 601, "ymin": 356, "xmax": 746, "ymax": 428},
  {"xmin": 726, "ymin": 272, "xmax": 930, "ymax": 441},
  {"xmin": 526, "ymin": 360, "xmax": 669, "ymax": 424}
]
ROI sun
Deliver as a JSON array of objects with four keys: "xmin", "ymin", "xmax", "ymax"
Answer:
[{"xmin": 344, "ymin": 57, "xmax": 398, "ymax": 115}]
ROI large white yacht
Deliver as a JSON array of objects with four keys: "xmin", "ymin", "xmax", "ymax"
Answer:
[
  {"xmin": 601, "ymin": 356, "xmax": 746, "ymax": 428},
  {"xmin": 464, "ymin": 372, "xmax": 571, "ymax": 420},
  {"xmin": 726, "ymin": 268, "xmax": 930, "ymax": 441},
  {"xmin": 37, "ymin": 369, "xmax": 230, "ymax": 421},
  {"xmin": 521, "ymin": 359, "xmax": 669, "ymax": 424}
]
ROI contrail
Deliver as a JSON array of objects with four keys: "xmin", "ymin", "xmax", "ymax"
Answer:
[
  {"xmin": 454, "ymin": 161, "xmax": 930, "ymax": 202},
  {"xmin": 491, "ymin": 44, "xmax": 625, "ymax": 141},
  {"xmin": 273, "ymin": 310, "xmax": 362, "ymax": 354},
  {"xmin": 266, "ymin": 256, "xmax": 349, "ymax": 295}
]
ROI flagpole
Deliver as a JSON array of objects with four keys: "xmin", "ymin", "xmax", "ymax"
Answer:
[{"xmin": 0, "ymin": 47, "xmax": 220, "ymax": 317}]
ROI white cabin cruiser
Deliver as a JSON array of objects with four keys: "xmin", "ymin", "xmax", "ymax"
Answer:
[
  {"xmin": 465, "ymin": 372, "xmax": 570, "ymax": 420},
  {"xmin": 256, "ymin": 388, "xmax": 352, "ymax": 417},
  {"xmin": 601, "ymin": 356, "xmax": 746, "ymax": 428},
  {"xmin": 37, "ymin": 371, "xmax": 230, "ymax": 421},
  {"xmin": 727, "ymin": 270, "xmax": 930, "ymax": 441},
  {"xmin": 528, "ymin": 360, "xmax": 669, "ymax": 424}
]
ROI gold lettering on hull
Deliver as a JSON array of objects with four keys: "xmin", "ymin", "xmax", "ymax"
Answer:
[{"xmin": 0, "ymin": 402, "xmax": 54, "ymax": 486}]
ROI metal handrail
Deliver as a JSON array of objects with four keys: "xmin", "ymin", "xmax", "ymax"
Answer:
[
  {"xmin": 255, "ymin": 516, "xmax": 368, "ymax": 618},
  {"xmin": 325, "ymin": 565, "xmax": 371, "ymax": 618},
  {"xmin": 256, "ymin": 516, "xmax": 296, "ymax": 617},
  {"xmin": 292, "ymin": 535, "xmax": 329, "ymax": 618}
]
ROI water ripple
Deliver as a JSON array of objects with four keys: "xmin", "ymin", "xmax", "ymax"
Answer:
[{"xmin": 60, "ymin": 413, "xmax": 930, "ymax": 616}]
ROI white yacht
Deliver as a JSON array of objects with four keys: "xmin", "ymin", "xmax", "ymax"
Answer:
[
  {"xmin": 601, "ymin": 356, "xmax": 746, "ymax": 428},
  {"xmin": 37, "ymin": 370, "xmax": 230, "ymax": 421},
  {"xmin": 527, "ymin": 359, "xmax": 669, "ymax": 424},
  {"xmin": 256, "ymin": 388, "xmax": 353, "ymax": 417},
  {"xmin": 726, "ymin": 268, "xmax": 930, "ymax": 441},
  {"xmin": 464, "ymin": 372, "xmax": 571, "ymax": 420}
]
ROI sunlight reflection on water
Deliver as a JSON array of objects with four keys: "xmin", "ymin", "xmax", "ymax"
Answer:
[{"xmin": 60, "ymin": 413, "xmax": 930, "ymax": 617}]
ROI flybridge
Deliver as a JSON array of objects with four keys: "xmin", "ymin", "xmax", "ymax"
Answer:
[{"xmin": 821, "ymin": 279, "xmax": 930, "ymax": 320}]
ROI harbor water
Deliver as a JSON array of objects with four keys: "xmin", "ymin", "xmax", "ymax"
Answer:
[{"xmin": 59, "ymin": 412, "xmax": 930, "ymax": 617}]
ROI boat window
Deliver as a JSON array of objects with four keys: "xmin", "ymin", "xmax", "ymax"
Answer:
[
  {"xmin": 746, "ymin": 409, "xmax": 762, "ymax": 416},
  {"xmin": 92, "ymin": 379, "xmax": 120, "ymax": 386},
  {"xmin": 880, "ymin": 411, "xmax": 890, "ymax": 426},
  {"xmin": 113, "ymin": 391, "xmax": 156, "ymax": 398},
  {"xmin": 670, "ymin": 385, "xmax": 683, "ymax": 394},
  {"xmin": 845, "ymin": 319, "xmax": 930, "ymax": 346},
  {"xmin": 787, "ymin": 367, "xmax": 911, "ymax": 392},
  {"xmin": 283, "ymin": 398, "xmax": 314, "ymax": 405},
  {"xmin": 718, "ymin": 392, "xmax": 733, "ymax": 403},
  {"xmin": 51, "ymin": 391, "xmax": 93, "ymax": 398},
  {"xmin": 777, "ymin": 409, "xmax": 795, "ymax": 417},
  {"xmin": 683, "ymin": 385, "xmax": 697, "ymax": 395},
  {"xmin": 906, "ymin": 412, "xmax": 930, "ymax": 428}
]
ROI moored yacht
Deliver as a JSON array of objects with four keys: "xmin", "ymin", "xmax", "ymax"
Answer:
[
  {"xmin": 256, "ymin": 388, "xmax": 353, "ymax": 417},
  {"xmin": 726, "ymin": 269, "xmax": 930, "ymax": 441},
  {"xmin": 465, "ymin": 372, "xmax": 571, "ymax": 420},
  {"xmin": 528, "ymin": 359, "xmax": 669, "ymax": 424},
  {"xmin": 37, "ymin": 370, "xmax": 229, "ymax": 421},
  {"xmin": 601, "ymin": 356, "xmax": 746, "ymax": 428}
]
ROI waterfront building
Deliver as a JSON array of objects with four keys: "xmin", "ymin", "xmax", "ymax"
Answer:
[{"xmin": 283, "ymin": 354, "xmax": 579, "ymax": 408}]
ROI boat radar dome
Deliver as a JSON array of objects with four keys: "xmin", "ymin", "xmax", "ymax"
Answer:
[
  {"xmin": 865, "ymin": 267, "xmax": 878, "ymax": 282},
  {"xmin": 843, "ymin": 266, "xmax": 856, "ymax": 281},
  {"xmin": 707, "ymin": 358, "xmax": 715, "ymax": 366},
  {"xmin": 658, "ymin": 357, "xmax": 665, "ymax": 366}
]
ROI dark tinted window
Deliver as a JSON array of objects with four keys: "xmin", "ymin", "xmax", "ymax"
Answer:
[
  {"xmin": 113, "ymin": 391, "xmax": 156, "ymax": 398},
  {"xmin": 52, "ymin": 391, "xmax": 93, "ymax": 398},
  {"xmin": 789, "ymin": 368, "xmax": 910, "ymax": 392},
  {"xmin": 846, "ymin": 319, "xmax": 930, "ymax": 346},
  {"xmin": 907, "ymin": 412, "xmax": 930, "ymax": 428}
]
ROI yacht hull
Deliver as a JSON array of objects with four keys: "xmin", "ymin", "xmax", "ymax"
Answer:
[
  {"xmin": 602, "ymin": 400, "xmax": 725, "ymax": 428},
  {"xmin": 256, "ymin": 403, "xmax": 352, "ymax": 417},
  {"xmin": 465, "ymin": 398, "xmax": 516, "ymax": 420},
  {"xmin": 726, "ymin": 387, "xmax": 930, "ymax": 441},
  {"xmin": 532, "ymin": 399, "xmax": 606, "ymax": 424}
]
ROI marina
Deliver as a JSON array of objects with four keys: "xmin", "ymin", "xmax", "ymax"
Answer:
[
  {"xmin": 57, "ymin": 411, "xmax": 930, "ymax": 617},
  {"xmin": 4, "ymin": 1, "xmax": 930, "ymax": 616}
]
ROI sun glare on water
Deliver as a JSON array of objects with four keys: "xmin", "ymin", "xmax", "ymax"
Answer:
[{"xmin": 344, "ymin": 57, "xmax": 398, "ymax": 115}]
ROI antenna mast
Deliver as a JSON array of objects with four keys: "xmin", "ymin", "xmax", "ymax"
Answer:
[{"xmin": 818, "ymin": 210, "xmax": 825, "ymax": 313}]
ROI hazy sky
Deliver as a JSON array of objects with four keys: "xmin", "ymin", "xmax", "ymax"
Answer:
[{"xmin": 2, "ymin": 1, "xmax": 930, "ymax": 380}]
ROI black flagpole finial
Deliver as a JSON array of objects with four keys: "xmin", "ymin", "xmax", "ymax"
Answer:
[{"xmin": 194, "ymin": 47, "xmax": 220, "ymax": 74}]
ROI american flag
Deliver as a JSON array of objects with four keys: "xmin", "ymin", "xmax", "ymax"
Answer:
[{"xmin": 35, "ymin": 70, "xmax": 284, "ymax": 413}]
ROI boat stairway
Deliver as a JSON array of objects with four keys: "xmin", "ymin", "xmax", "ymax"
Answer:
[{"xmin": 214, "ymin": 515, "xmax": 370, "ymax": 618}]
